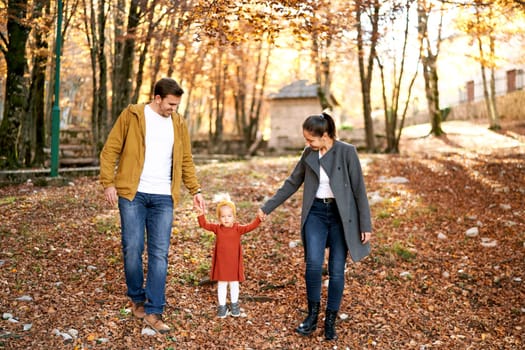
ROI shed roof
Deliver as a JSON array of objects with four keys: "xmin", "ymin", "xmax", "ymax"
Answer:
[{"xmin": 269, "ymin": 80, "xmax": 319, "ymax": 99}]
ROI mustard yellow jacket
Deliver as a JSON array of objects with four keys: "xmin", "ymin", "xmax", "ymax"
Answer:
[{"xmin": 99, "ymin": 103, "xmax": 200, "ymax": 205}]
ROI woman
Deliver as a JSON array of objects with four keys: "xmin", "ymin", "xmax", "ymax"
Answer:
[{"xmin": 258, "ymin": 112, "xmax": 372, "ymax": 340}]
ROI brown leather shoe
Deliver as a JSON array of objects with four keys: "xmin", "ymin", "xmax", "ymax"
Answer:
[
  {"xmin": 144, "ymin": 314, "xmax": 170, "ymax": 334},
  {"xmin": 131, "ymin": 302, "xmax": 145, "ymax": 319}
]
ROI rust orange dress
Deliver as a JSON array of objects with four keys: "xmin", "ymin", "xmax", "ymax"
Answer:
[{"xmin": 198, "ymin": 215, "xmax": 261, "ymax": 282}]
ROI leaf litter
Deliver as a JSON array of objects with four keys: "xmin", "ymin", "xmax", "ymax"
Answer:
[{"xmin": 0, "ymin": 121, "xmax": 523, "ymax": 349}]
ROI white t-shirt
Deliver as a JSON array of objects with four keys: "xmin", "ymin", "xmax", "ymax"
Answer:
[
  {"xmin": 316, "ymin": 153, "xmax": 335, "ymax": 199},
  {"xmin": 137, "ymin": 105, "xmax": 174, "ymax": 195}
]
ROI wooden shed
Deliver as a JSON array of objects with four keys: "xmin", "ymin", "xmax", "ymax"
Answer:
[{"xmin": 267, "ymin": 80, "xmax": 327, "ymax": 151}]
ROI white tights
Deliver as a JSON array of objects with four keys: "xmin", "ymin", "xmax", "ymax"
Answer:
[{"xmin": 217, "ymin": 281, "xmax": 239, "ymax": 306}]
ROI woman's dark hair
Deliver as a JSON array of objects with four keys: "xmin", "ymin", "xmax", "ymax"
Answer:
[
  {"xmin": 154, "ymin": 78, "xmax": 184, "ymax": 98},
  {"xmin": 302, "ymin": 112, "xmax": 336, "ymax": 139}
]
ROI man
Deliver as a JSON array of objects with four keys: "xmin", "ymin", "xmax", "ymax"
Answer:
[{"xmin": 100, "ymin": 78, "xmax": 205, "ymax": 333}]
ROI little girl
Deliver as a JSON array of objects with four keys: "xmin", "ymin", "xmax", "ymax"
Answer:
[{"xmin": 196, "ymin": 193, "xmax": 262, "ymax": 318}]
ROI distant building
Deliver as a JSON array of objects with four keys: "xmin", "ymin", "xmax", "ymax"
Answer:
[
  {"xmin": 460, "ymin": 67, "xmax": 524, "ymax": 103},
  {"xmin": 448, "ymin": 66, "xmax": 525, "ymax": 122},
  {"xmin": 267, "ymin": 80, "xmax": 339, "ymax": 151}
]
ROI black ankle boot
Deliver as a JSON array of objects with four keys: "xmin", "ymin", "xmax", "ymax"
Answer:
[
  {"xmin": 324, "ymin": 309, "xmax": 338, "ymax": 340},
  {"xmin": 295, "ymin": 300, "xmax": 320, "ymax": 336}
]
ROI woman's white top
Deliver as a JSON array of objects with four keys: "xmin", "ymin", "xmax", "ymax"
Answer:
[{"xmin": 316, "ymin": 152, "xmax": 335, "ymax": 199}]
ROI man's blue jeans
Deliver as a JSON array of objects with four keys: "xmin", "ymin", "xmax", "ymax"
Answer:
[
  {"xmin": 303, "ymin": 200, "xmax": 348, "ymax": 311},
  {"xmin": 118, "ymin": 192, "xmax": 173, "ymax": 315}
]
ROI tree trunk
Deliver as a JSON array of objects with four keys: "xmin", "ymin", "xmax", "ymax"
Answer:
[
  {"xmin": 472, "ymin": 5, "xmax": 500, "ymax": 130},
  {"xmin": 417, "ymin": 0, "xmax": 444, "ymax": 137},
  {"xmin": 488, "ymin": 34, "xmax": 500, "ymax": 130},
  {"xmin": 477, "ymin": 36, "xmax": 500, "ymax": 130},
  {"xmin": 250, "ymin": 42, "xmax": 271, "ymax": 153},
  {"xmin": 111, "ymin": 0, "xmax": 139, "ymax": 123},
  {"xmin": 83, "ymin": 0, "xmax": 98, "ymax": 153},
  {"xmin": 488, "ymin": 66, "xmax": 500, "ymax": 130},
  {"xmin": 83, "ymin": 0, "xmax": 109, "ymax": 151},
  {"xmin": 181, "ymin": 38, "xmax": 207, "ymax": 135},
  {"xmin": 96, "ymin": 0, "xmax": 109, "ymax": 151},
  {"xmin": 132, "ymin": 0, "xmax": 159, "ymax": 103},
  {"xmin": 428, "ymin": 64, "xmax": 443, "ymax": 136},
  {"xmin": 27, "ymin": 0, "xmax": 50, "ymax": 167},
  {"xmin": 213, "ymin": 57, "xmax": 227, "ymax": 149},
  {"xmin": 0, "ymin": 0, "xmax": 30, "ymax": 168},
  {"xmin": 355, "ymin": 0, "xmax": 379, "ymax": 152},
  {"xmin": 111, "ymin": 0, "xmax": 125, "ymax": 117},
  {"xmin": 230, "ymin": 38, "xmax": 271, "ymax": 154},
  {"xmin": 423, "ymin": 55, "xmax": 444, "ymax": 136},
  {"xmin": 377, "ymin": 1, "xmax": 419, "ymax": 154},
  {"xmin": 479, "ymin": 63, "xmax": 491, "ymax": 124},
  {"xmin": 149, "ymin": 35, "xmax": 163, "ymax": 98},
  {"xmin": 234, "ymin": 62, "xmax": 246, "ymax": 140},
  {"xmin": 312, "ymin": 28, "xmax": 333, "ymax": 111},
  {"xmin": 376, "ymin": 60, "xmax": 395, "ymax": 151},
  {"xmin": 166, "ymin": 4, "xmax": 186, "ymax": 79}
]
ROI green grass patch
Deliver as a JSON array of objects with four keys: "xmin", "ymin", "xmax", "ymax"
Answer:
[
  {"xmin": 178, "ymin": 272, "xmax": 200, "ymax": 285},
  {"xmin": 236, "ymin": 200, "xmax": 253, "ymax": 210},
  {"xmin": 195, "ymin": 260, "xmax": 211, "ymax": 276},
  {"xmin": 107, "ymin": 253, "xmax": 120, "ymax": 265},
  {"xmin": 96, "ymin": 217, "xmax": 119, "ymax": 234},
  {"xmin": 391, "ymin": 218, "xmax": 402, "ymax": 228},
  {"xmin": 268, "ymin": 210, "xmax": 289, "ymax": 225},
  {"xmin": 376, "ymin": 210, "xmax": 391, "ymax": 219},
  {"xmin": 248, "ymin": 170, "xmax": 267, "ymax": 180},
  {"xmin": 385, "ymin": 272, "xmax": 399, "ymax": 282},
  {"xmin": 391, "ymin": 241, "xmax": 416, "ymax": 262},
  {"xmin": 0, "ymin": 196, "xmax": 16, "ymax": 205},
  {"xmin": 199, "ymin": 231, "xmax": 215, "ymax": 248},
  {"xmin": 372, "ymin": 241, "xmax": 416, "ymax": 266}
]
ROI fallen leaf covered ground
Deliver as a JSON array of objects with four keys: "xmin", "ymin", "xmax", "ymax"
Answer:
[{"xmin": 0, "ymin": 120, "xmax": 523, "ymax": 349}]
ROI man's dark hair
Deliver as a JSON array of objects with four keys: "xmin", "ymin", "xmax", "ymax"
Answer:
[{"xmin": 154, "ymin": 78, "xmax": 184, "ymax": 98}]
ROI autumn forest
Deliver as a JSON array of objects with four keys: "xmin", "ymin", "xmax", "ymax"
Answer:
[{"xmin": 0, "ymin": 0, "xmax": 524, "ymax": 168}]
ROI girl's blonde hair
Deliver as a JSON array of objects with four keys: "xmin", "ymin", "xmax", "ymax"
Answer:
[{"xmin": 213, "ymin": 193, "xmax": 236, "ymax": 219}]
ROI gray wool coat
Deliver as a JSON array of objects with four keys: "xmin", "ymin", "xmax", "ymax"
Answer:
[{"xmin": 261, "ymin": 140, "xmax": 372, "ymax": 262}]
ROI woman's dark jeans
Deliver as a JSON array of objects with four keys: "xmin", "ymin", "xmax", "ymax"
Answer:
[{"xmin": 303, "ymin": 199, "xmax": 348, "ymax": 311}]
